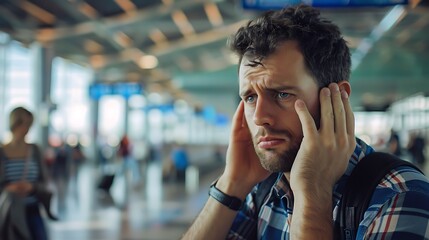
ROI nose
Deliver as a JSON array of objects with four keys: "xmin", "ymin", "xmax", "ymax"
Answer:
[{"xmin": 252, "ymin": 97, "xmax": 275, "ymax": 126}]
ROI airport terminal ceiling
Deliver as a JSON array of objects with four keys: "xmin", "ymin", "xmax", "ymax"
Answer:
[{"xmin": 0, "ymin": 0, "xmax": 428, "ymax": 112}]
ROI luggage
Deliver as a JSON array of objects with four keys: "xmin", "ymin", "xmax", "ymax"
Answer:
[{"xmin": 97, "ymin": 174, "xmax": 115, "ymax": 191}]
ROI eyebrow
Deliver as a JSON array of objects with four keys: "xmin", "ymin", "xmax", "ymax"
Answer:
[
  {"xmin": 239, "ymin": 85, "xmax": 299, "ymax": 97},
  {"xmin": 239, "ymin": 88, "xmax": 252, "ymax": 98}
]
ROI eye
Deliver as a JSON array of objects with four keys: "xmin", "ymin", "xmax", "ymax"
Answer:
[
  {"xmin": 245, "ymin": 95, "xmax": 256, "ymax": 103},
  {"xmin": 277, "ymin": 92, "xmax": 290, "ymax": 100}
]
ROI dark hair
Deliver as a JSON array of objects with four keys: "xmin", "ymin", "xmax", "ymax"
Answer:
[
  {"xmin": 9, "ymin": 107, "xmax": 34, "ymax": 131},
  {"xmin": 229, "ymin": 4, "xmax": 351, "ymax": 87}
]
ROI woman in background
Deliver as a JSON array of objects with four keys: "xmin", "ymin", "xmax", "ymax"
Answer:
[{"xmin": 0, "ymin": 107, "xmax": 50, "ymax": 240}]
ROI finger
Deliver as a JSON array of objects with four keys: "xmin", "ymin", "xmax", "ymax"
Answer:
[
  {"xmin": 231, "ymin": 101, "xmax": 245, "ymax": 133},
  {"xmin": 231, "ymin": 101, "xmax": 252, "ymax": 142},
  {"xmin": 295, "ymin": 99, "xmax": 317, "ymax": 137},
  {"xmin": 341, "ymin": 90, "xmax": 355, "ymax": 136},
  {"xmin": 330, "ymin": 83, "xmax": 346, "ymax": 134},
  {"xmin": 319, "ymin": 87, "xmax": 334, "ymax": 135}
]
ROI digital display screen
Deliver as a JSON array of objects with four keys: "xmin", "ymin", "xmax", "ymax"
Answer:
[
  {"xmin": 242, "ymin": 0, "xmax": 408, "ymax": 10},
  {"xmin": 89, "ymin": 82, "xmax": 143, "ymax": 100}
]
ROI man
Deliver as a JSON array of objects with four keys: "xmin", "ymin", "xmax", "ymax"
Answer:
[
  {"xmin": 387, "ymin": 129, "xmax": 401, "ymax": 157},
  {"xmin": 183, "ymin": 4, "xmax": 429, "ymax": 240}
]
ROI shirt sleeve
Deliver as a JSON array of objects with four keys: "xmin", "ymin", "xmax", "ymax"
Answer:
[
  {"xmin": 227, "ymin": 191, "xmax": 258, "ymax": 240},
  {"xmin": 363, "ymin": 191, "xmax": 429, "ymax": 240}
]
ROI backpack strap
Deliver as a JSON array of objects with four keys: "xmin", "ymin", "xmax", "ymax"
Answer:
[{"xmin": 336, "ymin": 152, "xmax": 424, "ymax": 240}]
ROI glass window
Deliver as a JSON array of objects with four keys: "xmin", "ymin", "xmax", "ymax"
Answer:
[
  {"xmin": 51, "ymin": 57, "xmax": 92, "ymax": 145},
  {"xmin": 0, "ymin": 40, "xmax": 35, "ymax": 143}
]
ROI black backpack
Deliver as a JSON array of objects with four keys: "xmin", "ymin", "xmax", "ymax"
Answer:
[{"xmin": 254, "ymin": 152, "xmax": 424, "ymax": 240}]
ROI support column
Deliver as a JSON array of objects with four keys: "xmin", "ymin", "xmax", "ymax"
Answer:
[
  {"xmin": 90, "ymin": 88, "xmax": 100, "ymax": 162},
  {"xmin": 32, "ymin": 43, "xmax": 55, "ymax": 150},
  {"xmin": 0, "ymin": 34, "xmax": 9, "ymax": 137},
  {"xmin": 124, "ymin": 97, "xmax": 130, "ymax": 136}
]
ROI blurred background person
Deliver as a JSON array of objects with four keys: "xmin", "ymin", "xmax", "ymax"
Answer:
[
  {"xmin": 69, "ymin": 138, "xmax": 85, "ymax": 184},
  {"xmin": 51, "ymin": 139, "xmax": 71, "ymax": 217},
  {"xmin": 170, "ymin": 142, "xmax": 189, "ymax": 182},
  {"xmin": 407, "ymin": 131, "xmax": 426, "ymax": 169},
  {"xmin": 387, "ymin": 129, "xmax": 402, "ymax": 157},
  {"xmin": 0, "ymin": 107, "xmax": 51, "ymax": 240},
  {"xmin": 117, "ymin": 134, "xmax": 140, "ymax": 186}
]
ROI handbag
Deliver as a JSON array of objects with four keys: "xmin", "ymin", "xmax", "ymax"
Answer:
[
  {"xmin": 0, "ymin": 190, "xmax": 13, "ymax": 232},
  {"xmin": 0, "ymin": 189, "xmax": 32, "ymax": 240}
]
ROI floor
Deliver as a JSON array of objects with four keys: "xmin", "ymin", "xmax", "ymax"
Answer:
[
  {"xmin": 47, "ymin": 161, "xmax": 223, "ymax": 240},
  {"xmin": 44, "ymin": 155, "xmax": 429, "ymax": 240}
]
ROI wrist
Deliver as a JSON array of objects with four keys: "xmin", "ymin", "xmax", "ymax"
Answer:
[
  {"xmin": 293, "ymin": 187, "xmax": 333, "ymax": 213},
  {"xmin": 294, "ymin": 185, "xmax": 332, "ymax": 199},
  {"xmin": 292, "ymin": 192, "xmax": 333, "ymax": 239},
  {"xmin": 209, "ymin": 181, "xmax": 243, "ymax": 211},
  {"xmin": 215, "ymin": 175, "xmax": 253, "ymax": 200}
]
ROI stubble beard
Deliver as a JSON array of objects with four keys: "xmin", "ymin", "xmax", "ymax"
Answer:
[{"xmin": 254, "ymin": 137, "xmax": 301, "ymax": 173}]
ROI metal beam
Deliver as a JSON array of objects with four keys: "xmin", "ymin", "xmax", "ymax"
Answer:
[
  {"xmin": 92, "ymin": 19, "xmax": 246, "ymax": 70},
  {"xmin": 0, "ymin": 6, "xmax": 27, "ymax": 30},
  {"xmin": 15, "ymin": 0, "xmax": 220, "ymax": 43},
  {"xmin": 49, "ymin": 0, "xmax": 90, "ymax": 22},
  {"xmin": 150, "ymin": 20, "xmax": 246, "ymax": 56}
]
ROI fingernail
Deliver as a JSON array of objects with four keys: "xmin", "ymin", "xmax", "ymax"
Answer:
[
  {"xmin": 296, "ymin": 99, "xmax": 305, "ymax": 108},
  {"xmin": 341, "ymin": 90, "xmax": 349, "ymax": 99},
  {"xmin": 329, "ymin": 83, "xmax": 339, "ymax": 92},
  {"xmin": 322, "ymin": 88, "xmax": 330, "ymax": 96}
]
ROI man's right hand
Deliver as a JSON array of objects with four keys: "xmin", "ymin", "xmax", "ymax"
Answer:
[
  {"xmin": 182, "ymin": 101, "xmax": 266, "ymax": 240},
  {"xmin": 217, "ymin": 101, "xmax": 270, "ymax": 200}
]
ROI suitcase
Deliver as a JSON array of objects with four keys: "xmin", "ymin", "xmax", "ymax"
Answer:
[{"xmin": 97, "ymin": 174, "xmax": 115, "ymax": 191}]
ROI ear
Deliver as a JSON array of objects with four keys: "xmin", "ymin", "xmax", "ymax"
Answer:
[{"xmin": 338, "ymin": 81, "xmax": 351, "ymax": 97}]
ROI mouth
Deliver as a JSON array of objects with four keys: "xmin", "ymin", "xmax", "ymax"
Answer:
[{"xmin": 257, "ymin": 136, "xmax": 286, "ymax": 149}]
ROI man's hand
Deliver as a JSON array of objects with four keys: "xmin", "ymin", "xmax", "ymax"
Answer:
[
  {"xmin": 291, "ymin": 82, "xmax": 355, "ymax": 196},
  {"xmin": 182, "ymin": 101, "xmax": 266, "ymax": 240},
  {"xmin": 290, "ymin": 82, "xmax": 356, "ymax": 239},
  {"xmin": 217, "ymin": 101, "xmax": 270, "ymax": 199}
]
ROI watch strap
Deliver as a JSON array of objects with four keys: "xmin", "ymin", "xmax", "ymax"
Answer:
[{"xmin": 208, "ymin": 181, "xmax": 242, "ymax": 211}]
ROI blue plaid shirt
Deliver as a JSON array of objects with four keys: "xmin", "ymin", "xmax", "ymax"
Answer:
[{"xmin": 228, "ymin": 139, "xmax": 429, "ymax": 239}]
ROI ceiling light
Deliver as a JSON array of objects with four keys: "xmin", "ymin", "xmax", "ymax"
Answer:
[
  {"xmin": 114, "ymin": 0, "xmax": 136, "ymax": 14},
  {"xmin": 79, "ymin": 2, "xmax": 99, "ymax": 19},
  {"xmin": 139, "ymin": 55, "xmax": 158, "ymax": 69},
  {"xmin": 122, "ymin": 47, "xmax": 143, "ymax": 61},
  {"xmin": 21, "ymin": 1, "xmax": 56, "ymax": 24},
  {"xmin": 90, "ymin": 55, "xmax": 106, "ymax": 69},
  {"xmin": 114, "ymin": 31, "xmax": 132, "ymax": 48},
  {"xmin": 204, "ymin": 3, "xmax": 223, "ymax": 27},
  {"xmin": 36, "ymin": 29, "xmax": 57, "ymax": 42},
  {"xmin": 149, "ymin": 28, "xmax": 168, "ymax": 46},
  {"xmin": 171, "ymin": 10, "xmax": 195, "ymax": 37},
  {"xmin": 84, "ymin": 39, "xmax": 104, "ymax": 53},
  {"xmin": 162, "ymin": 0, "xmax": 173, "ymax": 6}
]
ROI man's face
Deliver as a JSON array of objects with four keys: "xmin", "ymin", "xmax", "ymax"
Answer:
[{"xmin": 239, "ymin": 41, "xmax": 320, "ymax": 173}]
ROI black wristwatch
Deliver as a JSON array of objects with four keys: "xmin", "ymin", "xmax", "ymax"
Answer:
[{"xmin": 208, "ymin": 180, "xmax": 242, "ymax": 211}]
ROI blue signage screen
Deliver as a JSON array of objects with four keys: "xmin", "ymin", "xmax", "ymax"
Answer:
[
  {"xmin": 89, "ymin": 82, "xmax": 143, "ymax": 100},
  {"xmin": 242, "ymin": 0, "xmax": 408, "ymax": 10}
]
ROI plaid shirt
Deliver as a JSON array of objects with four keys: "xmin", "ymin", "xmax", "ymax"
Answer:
[{"xmin": 228, "ymin": 139, "xmax": 429, "ymax": 239}]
